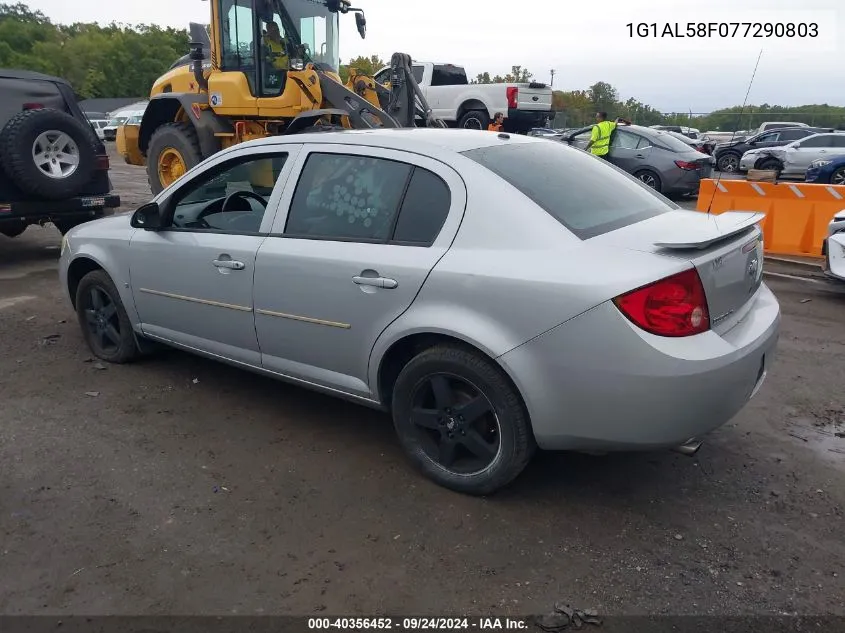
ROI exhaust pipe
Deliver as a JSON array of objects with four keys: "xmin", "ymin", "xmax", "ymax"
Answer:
[
  {"xmin": 672, "ymin": 438, "xmax": 702, "ymax": 456},
  {"xmin": 189, "ymin": 42, "xmax": 208, "ymax": 92}
]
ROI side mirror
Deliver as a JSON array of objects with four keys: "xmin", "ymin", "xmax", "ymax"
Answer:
[
  {"xmin": 131, "ymin": 202, "xmax": 163, "ymax": 230},
  {"xmin": 355, "ymin": 12, "xmax": 366, "ymax": 38}
]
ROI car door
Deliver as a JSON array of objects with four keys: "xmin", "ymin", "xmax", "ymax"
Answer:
[
  {"xmin": 607, "ymin": 129, "xmax": 651, "ymax": 172},
  {"xmin": 128, "ymin": 144, "xmax": 301, "ymax": 365},
  {"xmin": 750, "ymin": 131, "xmax": 782, "ymax": 149},
  {"xmin": 785, "ymin": 135, "xmax": 837, "ymax": 174},
  {"xmin": 253, "ymin": 144, "xmax": 466, "ymax": 398}
]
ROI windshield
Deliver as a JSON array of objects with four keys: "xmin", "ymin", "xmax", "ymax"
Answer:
[
  {"xmin": 107, "ymin": 116, "xmax": 128, "ymax": 127},
  {"xmin": 462, "ymin": 141, "xmax": 675, "ymax": 240},
  {"xmin": 271, "ymin": 0, "xmax": 340, "ymax": 70}
]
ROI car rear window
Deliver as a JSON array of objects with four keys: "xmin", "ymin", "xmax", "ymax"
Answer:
[
  {"xmin": 462, "ymin": 141, "xmax": 676, "ymax": 240},
  {"xmin": 651, "ymin": 131, "xmax": 699, "ymax": 152}
]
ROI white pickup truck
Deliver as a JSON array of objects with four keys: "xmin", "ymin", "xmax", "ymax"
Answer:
[{"xmin": 374, "ymin": 62, "xmax": 553, "ymax": 134}]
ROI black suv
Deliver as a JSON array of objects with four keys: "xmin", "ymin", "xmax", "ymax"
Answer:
[
  {"xmin": 0, "ymin": 69, "xmax": 120, "ymax": 239},
  {"xmin": 714, "ymin": 126, "xmax": 834, "ymax": 173}
]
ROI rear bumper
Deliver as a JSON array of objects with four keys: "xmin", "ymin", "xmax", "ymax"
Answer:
[
  {"xmin": 662, "ymin": 167, "xmax": 706, "ymax": 195},
  {"xmin": 506, "ymin": 108, "xmax": 552, "ymax": 133},
  {"xmin": 0, "ymin": 193, "xmax": 120, "ymax": 225},
  {"xmin": 498, "ymin": 283, "xmax": 781, "ymax": 451}
]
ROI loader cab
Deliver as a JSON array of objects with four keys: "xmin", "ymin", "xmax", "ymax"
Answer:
[{"xmin": 216, "ymin": 0, "xmax": 341, "ymax": 100}]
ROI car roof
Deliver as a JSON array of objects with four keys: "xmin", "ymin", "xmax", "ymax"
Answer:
[
  {"xmin": 0, "ymin": 68, "xmax": 70, "ymax": 85},
  {"xmin": 228, "ymin": 128, "xmax": 538, "ymax": 156}
]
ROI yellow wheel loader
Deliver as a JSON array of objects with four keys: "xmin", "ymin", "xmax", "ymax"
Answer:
[{"xmin": 116, "ymin": 0, "xmax": 444, "ymax": 194}]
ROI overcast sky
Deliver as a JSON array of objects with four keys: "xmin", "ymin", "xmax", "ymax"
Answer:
[{"xmin": 25, "ymin": 0, "xmax": 844, "ymax": 113}]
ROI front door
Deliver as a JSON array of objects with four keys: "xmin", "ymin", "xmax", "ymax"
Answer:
[
  {"xmin": 253, "ymin": 145, "xmax": 466, "ymax": 398},
  {"xmin": 786, "ymin": 135, "xmax": 837, "ymax": 174},
  {"xmin": 129, "ymin": 147, "xmax": 298, "ymax": 365}
]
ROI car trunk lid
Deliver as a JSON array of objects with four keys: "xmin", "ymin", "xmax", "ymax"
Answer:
[{"xmin": 595, "ymin": 210, "xmax": 766, "ymax": 334}]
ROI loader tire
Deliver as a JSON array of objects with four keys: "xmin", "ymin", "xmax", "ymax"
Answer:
[
  {"xmin": 0, "ymin": 108, "xmax": 98, "ymax": 200},
  {"xmin": 147, "ymin": 122, "xmax": 203, "ymax": 195}
]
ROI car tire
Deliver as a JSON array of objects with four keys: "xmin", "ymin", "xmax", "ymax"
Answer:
[
  {"xmin": 634, "ymin": 169, "xmax": 662, "ymax": 193},
  {"xmin": 147, "ymin": 122, "xmax": 203, "ymax": 195},
  {"xmin": 75, "ymin": 269, "xmax": 140, "ymax": 364},
  {"xmin": 831, "ymin": 167, "xmax": 845, "ymax": 186},
  {"xmin": 0, "ymin": 108, "xmax": 98, "ymax": 200},
  {"xmin": 757, "ymin": 158, "xmax": 782, "ymax": 172},
  {"xmin": 458, "ymin": 110, "xmax": 490, "ymax": 131},
  {"xmin": 391, "ymin": 345, "xmax": 536, "ymax": 496},
  {"xmin": 716, "ymin": 152, "xmax": 740, "ymax": 173}
]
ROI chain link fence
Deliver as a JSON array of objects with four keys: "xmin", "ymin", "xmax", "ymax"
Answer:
[{"xmin": 551, "ymin": 110, "xmax": 845, "ymax": 133}]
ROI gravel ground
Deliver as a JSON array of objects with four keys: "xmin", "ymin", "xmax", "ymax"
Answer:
[{"xmin": 0, "ymin": 146, "xmax": 843, "ymax": 618}]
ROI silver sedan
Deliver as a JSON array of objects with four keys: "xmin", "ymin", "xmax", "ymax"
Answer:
[{"xmin": 59, "ymin": 129, "xmax": 781, "ymax": 495}]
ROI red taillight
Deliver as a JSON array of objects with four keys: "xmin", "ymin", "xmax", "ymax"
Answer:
[
  {"xmin": 675, "ymin": 160, "xmax": 700, "ymax": 170},
  {"xmin": 23, "ymin": 103, "xmax": 44, "ymax": 110},
  {"xmin": 613, "ymin": 268, "xmax": 710, "ymax": 337},
  {"xmin": 95, "ymin": 155, "xmax": 110, "ymax": 170},
  {"xmin": 506, "ymin": 86, "xmax": 518, "ymax": 110}
]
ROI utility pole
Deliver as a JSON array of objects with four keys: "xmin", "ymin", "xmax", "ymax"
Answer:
[{"xmin": 550, "ymin": 69, "xmax": 556, "ymax": 87}]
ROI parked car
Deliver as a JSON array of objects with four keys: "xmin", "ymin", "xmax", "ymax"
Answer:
[
  {"xmin": 0, "ymin": 69, "xmax": 119, "ymax": 239},
  {"xmin": 714, "ymin": 127, "xmax": 833, "ymax": 173},
  {"xmin": 739, "ymin": 132, "xmax": 845, "ymax": 176},
  {"xmin": 89, "ymin": 119, "xmax": 108, "ymax": 141},
  {"xmin": 650, "ymin": 125, "xmax": 700, "ymax": 139},
  {"xmin": 102, "ymin": 104, "xmax": 147, "ymax": 141},
  {"xmin": 560, "ymin": 124, "xmax": 715, "ymax": 195},
  {"xmin": 59, "ymin": 129, "xmax": 779, "ymax": 495},
  {"xmin": 805, "ymin": 155, "xmax": 845, "ymax": 186},
  {"xmin": 822, "ymin": 211, "xmax": 845, "ymax": 283},
  {"xmin": 527, "ymin": 128, "xmax": 560, "ymax": 137},
  {"xmin": 755, "ymin": 121, "xmax": 809, "ymax": 134},
  {"xmin": 665, "ymin": 130, "xmax": 715, "ymax": 156},
  {"xmin": 373, "ymin": 62, "xmax": 553, "ymax": 134}
]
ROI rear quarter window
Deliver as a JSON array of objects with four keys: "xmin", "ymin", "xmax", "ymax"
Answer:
[{"xmin": 462, "ymin": 141, "xmax": 676, "ymax": 240}]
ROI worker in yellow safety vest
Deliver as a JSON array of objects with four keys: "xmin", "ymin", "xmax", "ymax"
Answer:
[
  {"xmin": 264, "ymin": 21, "xmax": 289, "ymax": 70},
  {"xmin": 586, "ymin": 111, "xmax": 632, "ymax": 160}
]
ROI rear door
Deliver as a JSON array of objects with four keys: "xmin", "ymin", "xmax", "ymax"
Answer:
[
  {"xmin": 253, "ymin": 144, "xmax": 467, "ymax": 398},
  {"xmin": 608, "ymin": 129, "xmax": 652, "ymax": 172}
]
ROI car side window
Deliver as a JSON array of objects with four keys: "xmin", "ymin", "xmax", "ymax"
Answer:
[
  {"xmin": 757, "ymin": 132, "xmax": 780, "ymax": 142},
  {"xmin": 167, "ymin": 154, "xmax": 288, "ymax": 233},
  {"xmin": 829, "ymin": 135, "xmax": 845, "ymax": 148},
  {"xmin": 391, "ymin": 168, "xmax": 451, "ymax": 245},
  {"xmin": 284, "ymin": 152, "xmax": 412, "ymax": 241},
  {"xmin": 780, "ymin": 129, "xmax": 808, "ymax": 141},
  {"xmin": 611, "ymin": 130, "xmax": 641, "ymax": 150},
  {"xmin": 799, "ymin": 136, "xmax": 833, "ymax": 148}
]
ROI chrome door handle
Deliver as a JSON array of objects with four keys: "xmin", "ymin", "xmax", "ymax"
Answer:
[
  {"xmin": 213, "ymin": 259, "xmax": 245, "ymax": 270},
  {"xmin": 353, "ymin": 276, "xmax": 398, "ymax": 289}
]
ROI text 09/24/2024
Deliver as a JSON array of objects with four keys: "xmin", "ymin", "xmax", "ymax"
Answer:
[{"xmin": 626, "ymin": 22, "xmax": 819, "ymax": 38}]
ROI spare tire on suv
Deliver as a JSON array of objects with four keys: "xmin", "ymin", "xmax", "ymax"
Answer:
[{"xmin": 0, "ymin": 108, "xmax": 97, "ymax": 200}]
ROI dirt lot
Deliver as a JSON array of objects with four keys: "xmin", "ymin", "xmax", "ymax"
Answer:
[{"xmin": 1, "ymin": 147, "xmax": 844, "ymax": 618}]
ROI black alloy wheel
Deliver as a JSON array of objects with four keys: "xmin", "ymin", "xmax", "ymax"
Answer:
[{"xmin": 409, "ymin": 372, "xmax": 501, "ymax": 475}]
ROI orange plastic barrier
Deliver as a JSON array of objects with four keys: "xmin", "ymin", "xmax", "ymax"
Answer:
[{"xmin": 695, "ymin": 179, "xmax": 845, "ymax": 259}]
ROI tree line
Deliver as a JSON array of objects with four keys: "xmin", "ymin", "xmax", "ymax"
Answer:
[
  {"xmin": 0, "ymin": 3, "xmax": 189, "ymax": 99},
  {"xmin": 2, "ymin": 3, "xmax": 843, "ymax": 131}
]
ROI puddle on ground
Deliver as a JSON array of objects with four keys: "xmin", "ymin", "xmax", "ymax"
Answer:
[{"xmin": 787, "ymin": 416, "xmax": 845, "ymax": 470}]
